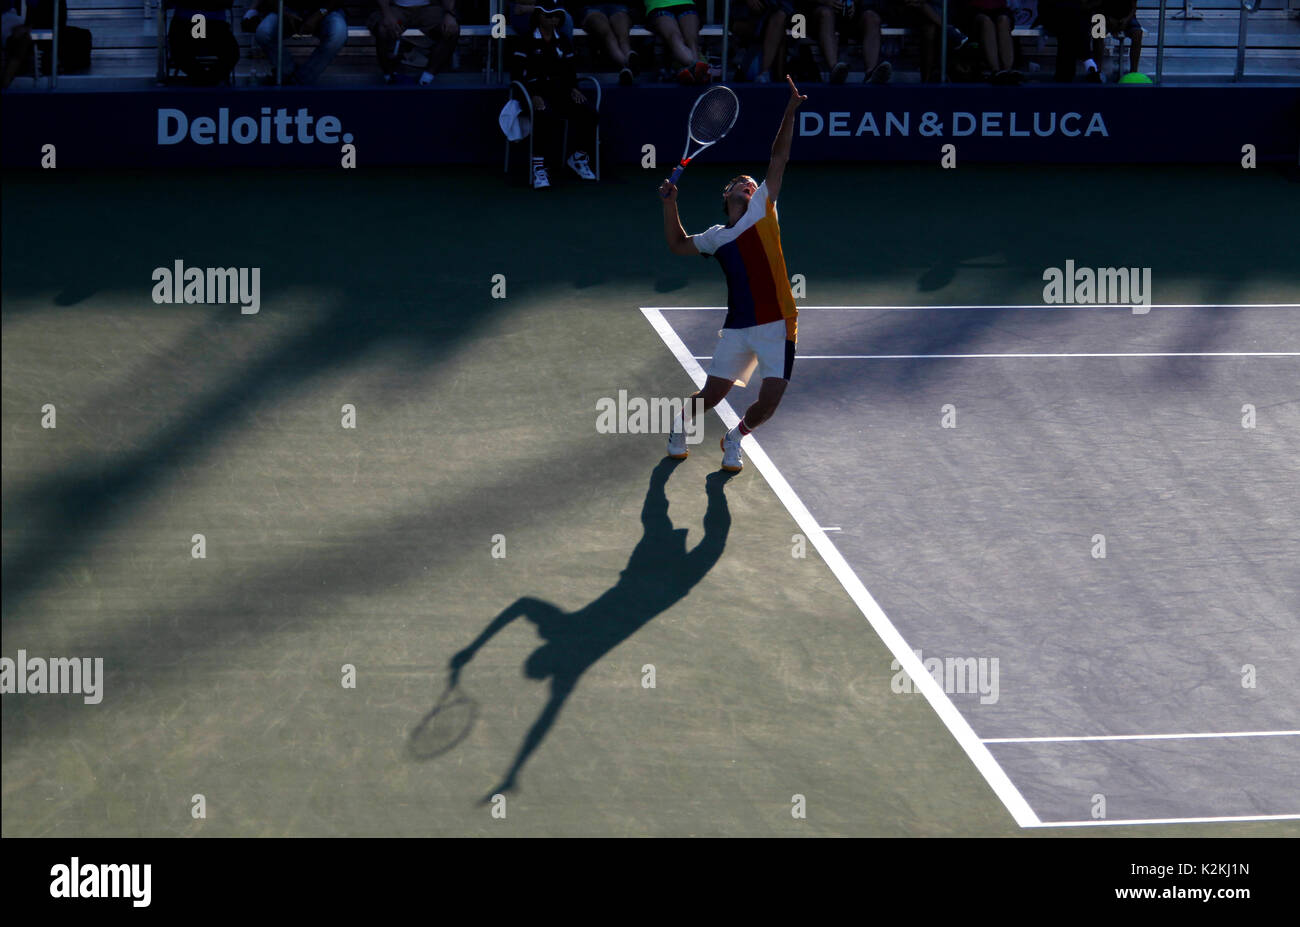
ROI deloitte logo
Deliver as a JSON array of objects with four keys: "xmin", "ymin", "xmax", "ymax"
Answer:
[{"xmin": 157, "ymin": 106, "xmax": 353, "ymax": 146}]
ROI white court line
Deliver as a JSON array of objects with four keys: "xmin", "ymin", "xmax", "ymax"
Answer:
[
  {"xmin": 642, "ymin": 306, "xmax": 1042, "ymax": 829},
  {"xmin": 1028, "ymin": 813, "xmax": 1300, "ymax": 828},
  {"xmin": 695, "ymin": 353, "xmax": 1300, "ymax": 359},
  {"xmin": 985, "ymin": 731, "xmax": 1300, "ymax": 744},
  {"xmin": 648, "ymin": 303, "xmax": 1300, "ymax": 311}
]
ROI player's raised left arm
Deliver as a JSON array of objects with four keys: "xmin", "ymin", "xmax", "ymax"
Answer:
[{"xmin": 766, "ymin": 76, "xmax": 807, "ymax": 204}]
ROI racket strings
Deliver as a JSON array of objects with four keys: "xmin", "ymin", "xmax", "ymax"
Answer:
[{"xmin": 689, "ymin": 88, "xmax": 739, "ymax": 144}]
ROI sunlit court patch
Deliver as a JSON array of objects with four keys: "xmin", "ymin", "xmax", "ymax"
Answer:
[{"xmin": 645, "ymin": 302, "xmax": 1300, "ymax": 828}]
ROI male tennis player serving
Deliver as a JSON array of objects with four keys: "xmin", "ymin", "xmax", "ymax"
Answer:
[{"xmin": 659, "ymin": 76, "xmax": 806, "ymax": 473}]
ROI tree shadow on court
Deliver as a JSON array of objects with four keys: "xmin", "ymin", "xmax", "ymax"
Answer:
[{"xmin": 440, "ymin": 458, "xmax": 735, "ymax": 802}]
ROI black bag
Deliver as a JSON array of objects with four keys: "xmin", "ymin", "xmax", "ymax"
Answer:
[
  {"xmin": 57, "ymin": 25, "xmax": 92, "ymax": 72},
  {"xmin": 168, "ymin": 10, "xmax": 239, "ymax": 85}
]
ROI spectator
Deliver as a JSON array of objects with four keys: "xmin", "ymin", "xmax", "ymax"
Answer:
[
  {"xmin": 510, "ymin": 5, "xmax": 599, "ymax": 188},
  {"xmin": 510, "ymin": 1, "xmax": 575, "ymax": 39},
  {"xmin": 1093, "ymin": 0, "xmax": 1141, "ymax": 78},
  {"xmin": 955, "ymin": 0, "xmax": 1020, "ymax": 82},
  {"xmin": 645, "ymin": 0, "xmax": 708, "ymax": 84},
  {"xmin": 2, "ymin": 0, "xmax": 31, "ymax": 89},
  {"xmin": 1039, "ymin": 0, "xmax": 1103, "ymax": 81},
  {"xmin": 731, "ymin": 0, "xmax": 790, "ymax": 83},
  {"xmin": 370, "ymin": 0, "xmax": 461, "ymax": 84},
  {"xmin": 578, "ymin": 3, "xmax": 640, "ymax": 84},
  {"xmin": 801, "ymin": 1, "xmax": 888, "ymax": 84},
  {"xmin": 880, "ymin": 0, "xmax": 960, "ymax": 83},
  {"xmin": 243, "ymin": 0, "xmax": 347, "ymax": 85}
]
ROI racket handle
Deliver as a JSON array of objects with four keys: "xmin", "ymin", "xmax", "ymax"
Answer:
[{"xmin": 667, "ymin": 164, "xmax": 684, "ymax": 185}]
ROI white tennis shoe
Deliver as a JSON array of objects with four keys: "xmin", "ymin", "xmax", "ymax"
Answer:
[
  {"xmin": 720, "ymin": 430, "xmax": 743, "ymax": 472},
  {"xmin": 566, "ymin": 151, "xmax": 596, "ymax": 180},
  {"xmin": 532, "ymin": 161, "xmax": 551, "ymax": 189},
  {"xmin": 667, "ymin": 428, "xmax": 688, "ymax": 459}
]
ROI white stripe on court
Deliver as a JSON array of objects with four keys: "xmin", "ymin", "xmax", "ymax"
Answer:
[
  {"xmin": 1027, "ymin": 813, "xmax": 1300, "ymax": 828},
  {"xmin": 984, "ymin": 730, "xmax": 1300, "ymax": 744},
  {"xmin": 648, "ymin": 303, "xmax": 1300, "ymax": 311},
  {"xmin": 641, "ymin": 306, "xmax": 1042, "ymax": 829},
  {"xmin": 692, "ymin": 352, "xmax": 1300, "ymax": 360}
]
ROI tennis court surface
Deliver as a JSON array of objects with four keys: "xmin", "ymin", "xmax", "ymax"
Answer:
[{"xmin": 4, "ymin": 164, "xmax": 1299, "ymax": 836}]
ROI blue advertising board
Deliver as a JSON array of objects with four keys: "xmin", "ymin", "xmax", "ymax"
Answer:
[{"xmin": 2, "ymin": 84, "xmax": 1297, "ymax": 168}]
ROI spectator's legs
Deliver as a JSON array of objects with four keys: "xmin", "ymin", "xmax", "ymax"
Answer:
[
  {"xmin": 760, "ymin": 7, "xmax": 788, "ymax": 76},
  {"xmin": 995, "ymin": 13, "xmax": 1013, "ymax": 70},
  {"xmin": 610, "ymin": 10, "xmax": 633, "ymax": 61},
  {"xmin": 422, "ymin": 6, "xmax": 460, "ymax": 78},
  {"xmin": 3, "ymin": 24, "xmax": 33, "ymax": 89},
  {"xmin": 293, "ymin": 10, "xmax": 348, "ymax": 84},
  {"xmin": 1127, "ymin": 22, "xmax": 1142, "ymax": 72},
  {"xmin": 583, "ymin": 10, "xmax": 630, "ymax": 67},
  {"xmin": 918, "ymin": 22, "xmax": 937, "ymax": 81},
  {"xmin": 679, "ymin": 11, "xmax": 702, "ymax": 63},
  {"xmin": 860, "ymin": 9, "xmax": 881, "ymax": 72},
  {"xmin": 975, "ymin": 13, "xmax": 998, "ymax": 71},
  {"xmin": 650, "ymin": 13, "xmax": 696, "ymax": 68},
  {"xmin": 811, "ymin": 5, "xmax": 839, "ymax": 68},
  {"xmin": 559, "ymin": 96, "xmax": 600, "ymax": 159},
  {"xmin": 368, "ymin": 8, "xmax": 404, "ymax": 76},
  {"xmin": 255, "ymin": 14, "xmax": 296, "ymax": 79}
]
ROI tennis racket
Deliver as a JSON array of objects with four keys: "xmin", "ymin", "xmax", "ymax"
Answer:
[
  {"xmin": 408, "ymin": 671, "xmax": 478, "ymax": 760},
  {"xmin": 662, "ymin": 85, "xmax": 740, "ymax": 195}
]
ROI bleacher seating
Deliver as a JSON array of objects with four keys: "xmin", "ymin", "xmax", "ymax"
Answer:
[{"xmin": 13, "ymin": 0, "xmax": 1300, "ymax": 88}]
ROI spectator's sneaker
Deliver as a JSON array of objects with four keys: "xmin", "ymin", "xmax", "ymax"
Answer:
[
  {"xmin": 720, "ymin": 431, "xmax": 743, "ymax": 473},
  {"xmin": 992, "ymin": 68, "xmax": 1023, "ymax": 85},
  {"xmin": 619, "ymin": 66, "xmax": 634, "ymax": 85},
  {"xmin": 382, "ymin": 72, "xmax": 399, "ymax": 85},
  {"xmin": 677, "ymin": 66, "xmax": 696, "ymax": 85},
  {"xmin": 868, "ymin": 60, "xmax": 892, "ymax": 83},
  {"xmin": 532, "ymin": 162, "xmax": 551, "ymax": 189},
  {"xmin": 693, "ymin": 60, "xmax": 710, "ymax": 84},
  {"xmin": 666, "ymin": 428, "xmax": 688, "ymax": 460},
  {"xmin": 947, "ymin": 26, "xmax": 968, "ymax": 52},
  {"xmin": 829, "ymin": 61, "xmax": 849, "ymax": 84},
  {"xmin": 754, "ymin": 72, "xmax": 771, "ymax": 83},
  {"xmin": 1084, "ymin": 65, "xmax": 1103, "ymax": 82},
  {"xmin": 418, "ymin": 70, "xmax": 436, "ymax": 86},
  {"xmin": 566, "ymin": 150, "xmax": 596, "ymax": 180}
]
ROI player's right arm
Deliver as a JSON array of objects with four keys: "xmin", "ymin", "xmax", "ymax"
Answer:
[{"xmin": 660, "ymin": 181, "xmax": 699, "ymax": 256}]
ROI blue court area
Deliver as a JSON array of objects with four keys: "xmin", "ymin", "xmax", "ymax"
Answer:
[{"xmin": 647, "ymin": 303, "xmax": 1300, "ymax": 827}]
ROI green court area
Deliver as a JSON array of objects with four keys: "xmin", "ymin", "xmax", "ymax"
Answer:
[{"xmin": 3, "ymin": 163, "xmax": 1298, "ymax": 836}]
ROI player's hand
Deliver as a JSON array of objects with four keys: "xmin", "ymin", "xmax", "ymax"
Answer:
[
  {"xmin": 570, "ymin": 88, "xmax": 586, "ymax": 105},
  {"xmin": 659, "ymin": 179, "xmax": 678, "ymax": 202},
  {"xmin": 532, "ymin": 94, "xmax": 546, "ymax": 112},
  {"xmin": 785, "ymin": 75, "xmax": 807, "ymax": 107}
]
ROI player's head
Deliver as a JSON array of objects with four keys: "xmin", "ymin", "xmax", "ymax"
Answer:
[{"xmin": 722, "ymin": 175, "xmax": 757, "ymax": 217}]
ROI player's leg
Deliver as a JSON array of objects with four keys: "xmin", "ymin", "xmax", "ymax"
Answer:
[
  {"xmin": 719, "ymin": 321, "xmax": 793, "ymax": 471},
  {"xmin": 667, "ymin": 376, "xmax": 735, "ymax": 458},
  {"xmin": 667, "ymin": 327, "xmax": 756, "ymax": 458}
]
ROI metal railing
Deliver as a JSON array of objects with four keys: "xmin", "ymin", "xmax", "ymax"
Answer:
[{"xmin": 26, "ymin": 0, "xmax": 1295, "ymax": 90}]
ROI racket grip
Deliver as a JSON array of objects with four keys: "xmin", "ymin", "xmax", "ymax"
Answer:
[{"xmin": 668, "ymin": 164, "xmax": 684, "ymax": 185}]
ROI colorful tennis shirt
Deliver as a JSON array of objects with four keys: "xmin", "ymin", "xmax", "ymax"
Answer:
[{"xmin": 691, "ymin": 180, "xmax": 797, "ymax": 339}]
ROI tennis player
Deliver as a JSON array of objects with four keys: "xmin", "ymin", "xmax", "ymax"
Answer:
[{"xmin": 658, "ymin": 76, "xmax": 806, "ymax": 473}]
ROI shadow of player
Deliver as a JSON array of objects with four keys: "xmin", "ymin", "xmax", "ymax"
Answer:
[{"xmin": 448, "ymin": 458, "xmax": 735, "ymax": 802}]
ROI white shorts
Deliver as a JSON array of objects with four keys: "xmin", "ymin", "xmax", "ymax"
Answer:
[{"xmin": 706, "ymin": 319, "xmax": 795, "ymax": 387}]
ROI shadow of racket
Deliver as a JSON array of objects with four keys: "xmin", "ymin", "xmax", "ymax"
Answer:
[{"xmin": 408, "ymin": 673, "xmax": 479, "ymax": 760}]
